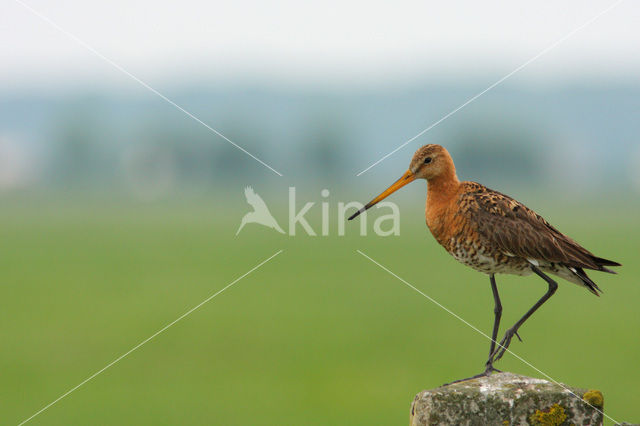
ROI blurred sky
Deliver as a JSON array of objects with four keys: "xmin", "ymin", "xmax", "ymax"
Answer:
[
  {"xmin": 2, "ymin": 0, "xmax": 640, "ymax": 198},
  {"xmin": 2, "ymin": 0, "xmax": 639, "ymax": 89}
]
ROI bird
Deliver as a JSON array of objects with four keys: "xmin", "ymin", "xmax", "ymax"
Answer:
[
  {"xmin": 236, "ymin": 186, "xmax": 285, "ymax": 235},
  {"xmin": 348, "ymin": 144, "xmax": 620, "ymax": 380}
]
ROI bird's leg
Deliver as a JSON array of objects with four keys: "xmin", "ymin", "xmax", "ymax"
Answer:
[
  {"xmin": 490, "ymin": 265, "xmax": 558, "ymax": 363},
  {"xmin": 444, "ymin": 276, "xmax": 503, "ymax": 386},
  {"xmin": 484, "ymin": 274, "xmax": 502, "ymax": 374}
]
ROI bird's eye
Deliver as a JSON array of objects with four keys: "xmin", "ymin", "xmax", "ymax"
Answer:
[{"xmin": 424, "ymin": 157, "xmax": 432, "ymax": 164}]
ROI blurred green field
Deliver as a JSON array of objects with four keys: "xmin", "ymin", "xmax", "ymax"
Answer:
[{"xmin": 1, "ymin": 198, "xmax": 638, "ymax": 425}]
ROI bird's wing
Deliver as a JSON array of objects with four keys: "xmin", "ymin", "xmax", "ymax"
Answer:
[
  {"xmin": 244, "ymin": 186, "xmax": 270, "ymax": 211},
  {"xmin": 462, "ymin": 182, "xmax": 605, "ymax": 270}
]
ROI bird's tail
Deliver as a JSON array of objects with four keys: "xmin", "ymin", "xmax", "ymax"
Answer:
[
  {"xmin": 590, "ymin": 255, "xmax": 621, "ymax": 274},
  {"xmin": 573, "ymin": 267, "xmax": 602, "ymax": 296}
]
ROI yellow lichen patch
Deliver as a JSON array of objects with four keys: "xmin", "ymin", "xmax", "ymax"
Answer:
[
  {"xmin": 582, "ymin": 390, "xmax": 604, "ymax": 408},
  {"xmin": 529, "ymin": 403, "xmax": 567, "ymax": 426}
]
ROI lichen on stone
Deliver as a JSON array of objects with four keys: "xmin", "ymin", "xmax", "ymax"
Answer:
[
  {"xmin": 582, "ymin": 390, "xmax": 604, "ymax": 408},
  {"xmin": 410, "ymin": 373, "xmax": 604, "ymax": 426},
  {"xmin": 529, "ymin": 403, "xmax": 567, "ymax": 426}
]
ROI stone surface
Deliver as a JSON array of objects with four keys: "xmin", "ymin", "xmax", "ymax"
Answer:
[{"xmin": 410, "ymin": 372, "xmax": 604, "ymax": 426}]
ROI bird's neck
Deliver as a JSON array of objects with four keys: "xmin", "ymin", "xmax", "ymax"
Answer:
[
  {"xmin": 426, "ymin": 172, "xmax": 460, "ymax": 228},
  {"xmin": 427, "ymin": 172, "xmax": 460, "ymax": 205}
]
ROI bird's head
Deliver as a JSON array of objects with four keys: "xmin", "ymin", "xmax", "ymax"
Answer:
[
  {"xmin": 348, "ymin": 144, "xmax": 457, "ymax": 220},
  {"xmin": 408, "ymin": 144, "xmax": 456, "ymax": 181}
]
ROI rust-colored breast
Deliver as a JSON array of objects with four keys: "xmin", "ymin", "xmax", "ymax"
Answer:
[{"xmin": 425, "ymin": 181, "xmax": 479, "ymax": 253}]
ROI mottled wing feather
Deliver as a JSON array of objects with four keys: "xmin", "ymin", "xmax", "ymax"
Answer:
[{"xmin": 461, "ymin": 182, "xmax": 602, "ymax": 270}]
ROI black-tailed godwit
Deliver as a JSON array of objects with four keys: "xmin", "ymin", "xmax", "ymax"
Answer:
[{"xmin": 349, "ymin": 144, "xmax": 620, "ymax": 379}]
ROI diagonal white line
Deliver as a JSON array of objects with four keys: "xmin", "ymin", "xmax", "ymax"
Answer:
[
  {"xmin": 13, "ymin": 0, "xmax": 283, "ymax": 177},
  {"xmin": 356, "ymin": 249, "xmax": 618, "ymax": 424},
  {"xmin": 356, "ymin": 0, "xmax": 626, "ymax": 176},
  {"xmin": 18, "ymin": 249, "xmax": 284, "ymax": 426}
]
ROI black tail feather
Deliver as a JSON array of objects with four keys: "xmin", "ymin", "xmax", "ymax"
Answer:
[
  {"xmin": 574, "ymin": 267, "xmax": 602, "ymax": 296},
  {"xmin": 592, "ymin": 256, "xmax": 621, "ymax": 267},
  {"xmin": 588, "ymin": 255, "xmax": 621, "ymax": 274}
]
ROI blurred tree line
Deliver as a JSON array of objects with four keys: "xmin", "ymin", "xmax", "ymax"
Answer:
[{"xmin": 2, "ymin": 83, "xmax": 637, "ymax": 197}]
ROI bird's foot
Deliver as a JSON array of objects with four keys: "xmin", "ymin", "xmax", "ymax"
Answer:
[
  {"xmin": 483, "ymin": 362, "xmax": 502, "ymax": 375},
  {"xmin": 443, "ymin": 372, "xmax": 487, "ymax": 386},
  {"xmin": 443, "ymin": 365, "xmax": 501, "ymax": 386},
  {"xmin": 489, "ymin": 327, "xmax": 520, "ymax": 363}
]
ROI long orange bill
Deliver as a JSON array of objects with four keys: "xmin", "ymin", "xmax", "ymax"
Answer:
[{"xmin": 348, "ymin": 170, "xmax": 416, "ymax": 220}]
